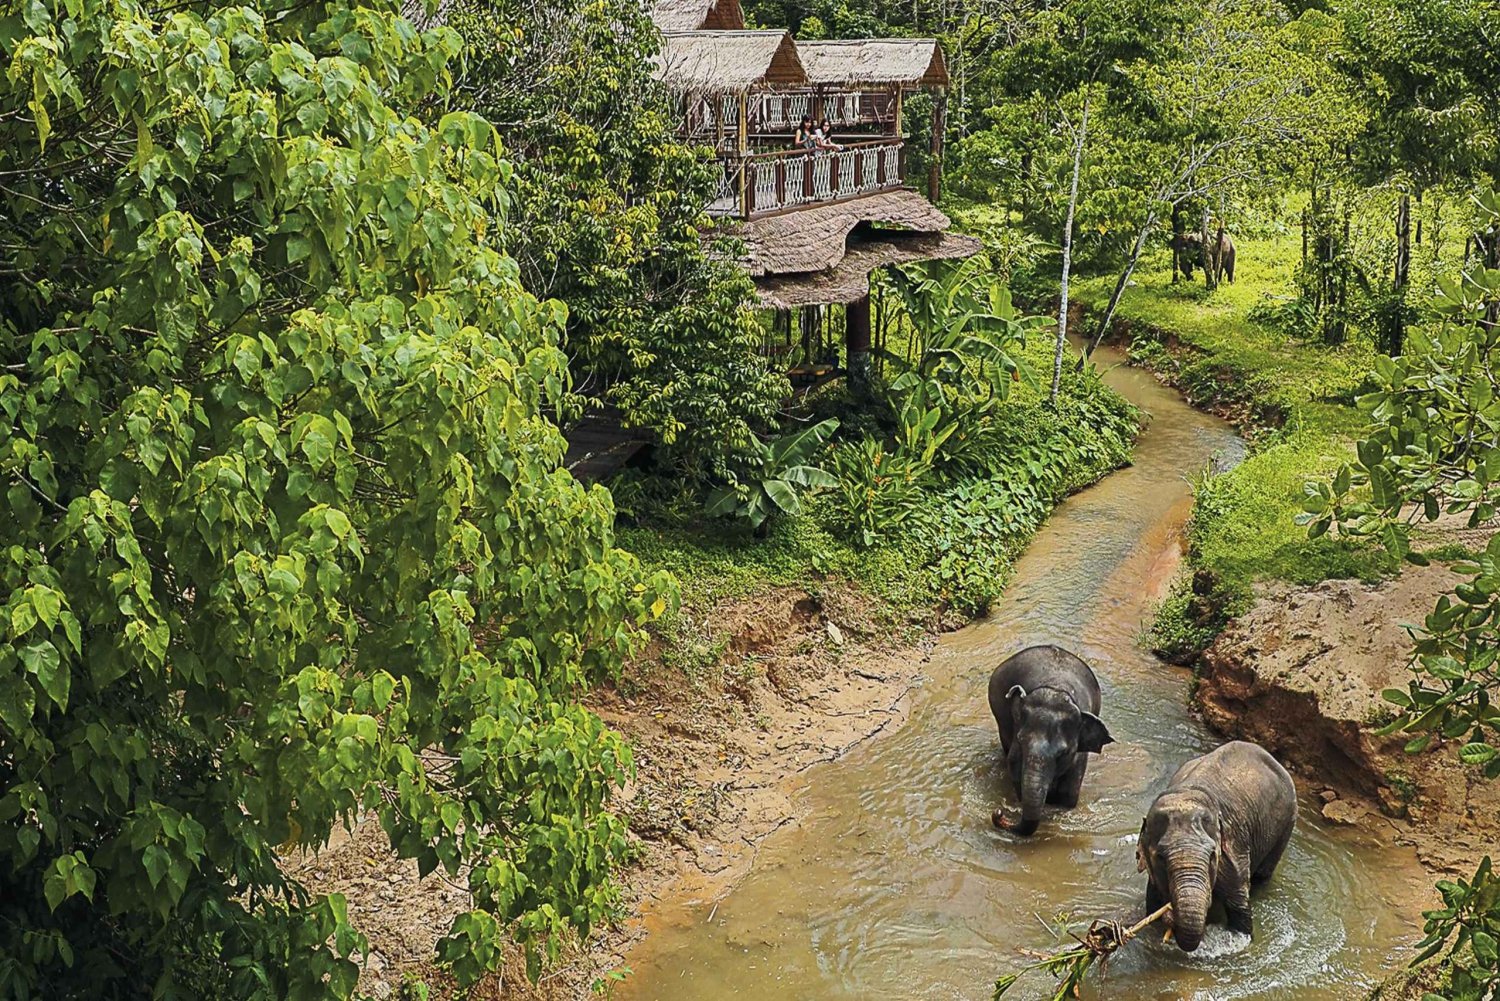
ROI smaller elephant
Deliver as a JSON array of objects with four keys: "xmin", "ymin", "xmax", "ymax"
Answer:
[
  {"xmin": 1137, "ymin": 740, "xmax": 1296, "ymax": 952},
  {"xmin": 988, "ymin": 645, "xmax": 1114, "ymax": 836},
  {"xmin": 1170, "ymin": 230, "xmax": 1236, "ymax": 284}
]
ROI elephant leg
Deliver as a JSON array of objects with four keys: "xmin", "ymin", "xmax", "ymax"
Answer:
[
  {"xmin": 1218, "ymin": 852, "xmax": 1254, "ymax": 937},
  {"xmin": 1225, "ymin": 885, "xmax": 1253, "ymax": 937},
  {"xmin": 1048, "ymin": 758, "xmax": 1087, "ymax": 807},
  {"xmin": 1252, "ymin": 827, "xmax": 1292, "ymax": 885}
]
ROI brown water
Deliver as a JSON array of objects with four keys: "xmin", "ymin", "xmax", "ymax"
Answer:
[{"xmin": 619, "ymin": 349, "xmax": 1422, "ymax": 1000}]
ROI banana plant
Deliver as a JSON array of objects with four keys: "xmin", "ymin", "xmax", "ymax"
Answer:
[
  {"xmin": 706, "ymin": 418, "xmax": 840, "ymax": 532},
  {"xmin": 882, "ymin": 254, "xmax": 1046, "ymax": 399}
]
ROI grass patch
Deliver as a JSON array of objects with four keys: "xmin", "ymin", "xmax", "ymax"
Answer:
[{"xmin": 1072, "ymin": 231, "xmax": 1393, "ymax": 657}]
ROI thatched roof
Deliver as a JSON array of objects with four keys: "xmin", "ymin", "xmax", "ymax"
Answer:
[
  {"xmin": 654, "ymin": 31, "xmax": 807, "ymax": 93},
  {"xmin": 796, "ymin": 39, "xmax": 949, "ymax": 89},
  {"xmin": 649, "ymin": 0, "xmax": 744, "ymax": 31},
  {"xmin": 756, "ymin": 231, "xmax": 982, "ymax": 309},
  {"xmin": 731, "ymin": 188, "xmax": 951, "ymax": 276}
]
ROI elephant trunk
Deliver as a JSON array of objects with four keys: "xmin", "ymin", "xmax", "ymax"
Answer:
[
  {"xmin": 1166, "ymin": 856, "xmax": 1214, "ymax": 952},
  {"xmin": 1014, "ymin": 759, "xmax": 1053, "ymax": 837}
]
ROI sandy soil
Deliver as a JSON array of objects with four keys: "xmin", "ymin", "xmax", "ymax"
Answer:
[{"xmin": 293, "ymin": 583, "xmax": 943, "ymax": 999}]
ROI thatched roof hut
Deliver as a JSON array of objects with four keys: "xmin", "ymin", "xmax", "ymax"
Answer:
[
  {"xmin": 756, "ymin": 231, "xmax": 982, "ymax": 309},
  {"xmin": 796, "ymin": 39, "xmax": 949, "ymax": 90},
  {"xmin": 649, "ymin": 0, "xmax": 744, "ymax": 31},
  {"xmin": 654, "ymin": 31, "xmax": 807, "ymax": 93},
  {"xmin": 730, "ymin": 188, "xmax": 952, "ymax": 276}
]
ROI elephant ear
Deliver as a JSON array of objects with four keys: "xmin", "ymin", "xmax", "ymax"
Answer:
[
  {"xmin": 1078, "ymin": 711, "xmax": 1114, "ymax": 754},
  {"xmin": 1005, "ymin": 685, "xmax": 1027, "ymax": 726},
  {"xmin": 1136, "ymin": 820, "xmax": 1149, "ymax": 873}
]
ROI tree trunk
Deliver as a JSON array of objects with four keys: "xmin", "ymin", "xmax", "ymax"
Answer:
[
  {"xmin": 1483, "ymin": 225, "xmax": 1500, "ymax": 333},
  {"xmin": 1387, "ymin": 192, "xmax": 1411, "ymax": 355},
  {"xmin": 1172, "ymin": 205, "xmax": 1185, "ymax": 282},
  {"xmin": 1200, "ymin": 204, "xmax": 1215, "ymax": 292},
  {"xmin": 1089, "ymin": 209, "xmax": 1156, "ymax": 356},
  {"xmin": 1051, "ymin": 86, "xmax": 1091, "ymax": 405}
]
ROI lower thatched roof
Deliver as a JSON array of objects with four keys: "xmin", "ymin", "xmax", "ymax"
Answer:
[
  {"xmin": 755, "ymin": 230, "xmax": 982, "ymax": 309},
  {"xmin": 732, "ymin": 188, "xmax": 950, "ymax": 277}
]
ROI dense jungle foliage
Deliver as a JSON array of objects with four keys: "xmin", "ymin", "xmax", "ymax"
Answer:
[{"xmin": 2, "ymin": 0, "xmax": 1499, "ymax": 996}]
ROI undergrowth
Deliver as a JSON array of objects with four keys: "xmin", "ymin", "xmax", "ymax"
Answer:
[{"xmin": 618, "ymin": 341, "xmax": 1140, "ymax": 644}]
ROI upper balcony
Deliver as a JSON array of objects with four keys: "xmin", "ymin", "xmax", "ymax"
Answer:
[{"xmin": 654, "ymin": 31, "xmax": 949, "ymax": 220}]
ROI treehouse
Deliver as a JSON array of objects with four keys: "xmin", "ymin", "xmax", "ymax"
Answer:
[{"xmin": 650, "ymin": 0, "xmax": 979, "ymax": 395}]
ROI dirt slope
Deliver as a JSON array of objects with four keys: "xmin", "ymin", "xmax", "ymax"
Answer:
[{"xmin": 1197, "ymin": 570, "xmax": 1500, "ymax": 880}]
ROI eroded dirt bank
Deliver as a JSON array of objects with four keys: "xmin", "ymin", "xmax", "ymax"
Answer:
[
  {"xmin": 1197, "ymin": 569, "xmax": 1500, "ymax": 882},
  {"xmin": 294, "ymin": 583, "xmax": 945, "ymax": 999}
]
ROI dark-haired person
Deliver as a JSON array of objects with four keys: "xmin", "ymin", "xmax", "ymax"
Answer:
[
  {"xmin": 793, "ymin": 116, "xmax": 816, "ymax": 149},
  {"xmin": 813, "ymin": 118, "xmax": 842, "ymax": 151}
]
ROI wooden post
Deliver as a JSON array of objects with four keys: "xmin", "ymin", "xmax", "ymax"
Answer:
[
  {"xmin": 737, "ymin": 91, "xmax": 748, "ymax": 156},
  {"xmin": 928, "ymin": 88, "xmax": 946, "ymax": 203},
  {"xmin": 892, "ymin": 86, "xmax": 904, "ymax": 138},
  {"xmin": 846, "ymin": 293, "xmax": 872, "ymax": 395}
]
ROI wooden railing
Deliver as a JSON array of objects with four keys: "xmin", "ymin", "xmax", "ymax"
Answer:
[
  {"xmin": 710, "ymin": 140, "xmax": 906, "ymax": 219},
  {"xmin": 753, "ymin": 90, "xmax": 897, "ymax": 132}
]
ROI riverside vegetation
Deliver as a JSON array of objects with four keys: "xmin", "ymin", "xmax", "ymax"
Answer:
[{"xmin": 3, "ymin": 0, "xmax": 1500, "ymax": 998}]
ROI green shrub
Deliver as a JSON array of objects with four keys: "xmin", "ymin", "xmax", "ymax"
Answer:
[{"xmin": 826, "ymin": 438, "xmax": 935, "ymax": 549}]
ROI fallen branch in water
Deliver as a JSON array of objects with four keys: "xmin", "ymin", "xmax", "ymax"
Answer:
[{"xmin": 993, "ymin": 903, "xmax": 1173, "ymax": 1000}]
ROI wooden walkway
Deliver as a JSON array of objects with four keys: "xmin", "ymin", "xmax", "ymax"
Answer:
[{"xmin": 563, "ymin": 409, "xmax": 651, "ymax": 482}]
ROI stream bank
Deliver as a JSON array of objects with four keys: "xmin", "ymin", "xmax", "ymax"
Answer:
[
  {"xmin": 606, "ymin": 345, "xmax": 1431, "ymax": 1001},
  {"xmin": 1196, "ymin": 565, "xmax": 1500, "ymax": 883},
  {"xmin": 1083, "ymin": 299, "xmax": 1500, "ymax": 885}
]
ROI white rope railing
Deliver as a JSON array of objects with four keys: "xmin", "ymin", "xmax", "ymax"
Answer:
[{"xmin": 714, "ymin": 140, "xmax": 907, "ymax": 218}]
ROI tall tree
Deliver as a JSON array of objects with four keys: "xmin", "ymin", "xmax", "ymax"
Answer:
[
  {"xmin": 445, "ymin": 0, "xmax": 787, "ymax": 468},
  {"xmin": 0, "ymin": 0, "xmax": 670, "ymax": 995},
  {"xmin": 989, "ymin": 0, "xmax": 1192, "ymax": 402}
]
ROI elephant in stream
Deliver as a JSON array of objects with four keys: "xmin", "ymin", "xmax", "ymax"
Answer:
[
  {"xmin": 1137, "ymin": 740, "xmax": 1296, "ymax": 952},
  {"xmin": 988, "ymin": 645, "xmax": 1114, "ymax": 836},
  {"xmin": 1171, "ymin": 230, "xmax": 1236, "ymax": 284}
]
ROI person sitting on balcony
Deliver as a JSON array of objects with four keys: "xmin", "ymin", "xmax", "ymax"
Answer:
[
  {"xmin": 813, "ymin": 118, "xmax": 842, "ymax": 152},
  {"xmin": 793, "ymin": 116, "xmax": 817, "ymax": 150}
]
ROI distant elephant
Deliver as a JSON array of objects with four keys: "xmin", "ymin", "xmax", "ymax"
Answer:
[
  {"xmin": 988, "ymin": 645, "xmax": 1114, "ymax": 836},
  {"xmin": 1170, "ymin": 232, "xmax": 1202, "ymax": 281},
  {"xmin": 1137, "ymin": 740, "xmax": 1296, "ymax": 952},
  {"xmin": 1170, "ymin": 230, "xmax": 1236, "ymax": 283}
]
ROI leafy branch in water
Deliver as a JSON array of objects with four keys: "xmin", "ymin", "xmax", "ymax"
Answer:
[{"xmin": 994, "ymin": 904, "xmax": 1172, "ymax": 1000}]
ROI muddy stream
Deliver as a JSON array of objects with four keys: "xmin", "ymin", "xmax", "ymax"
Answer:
[{"xmin": 617, "ymin": 348, "xmax": 1422, "ymax": 1000}]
